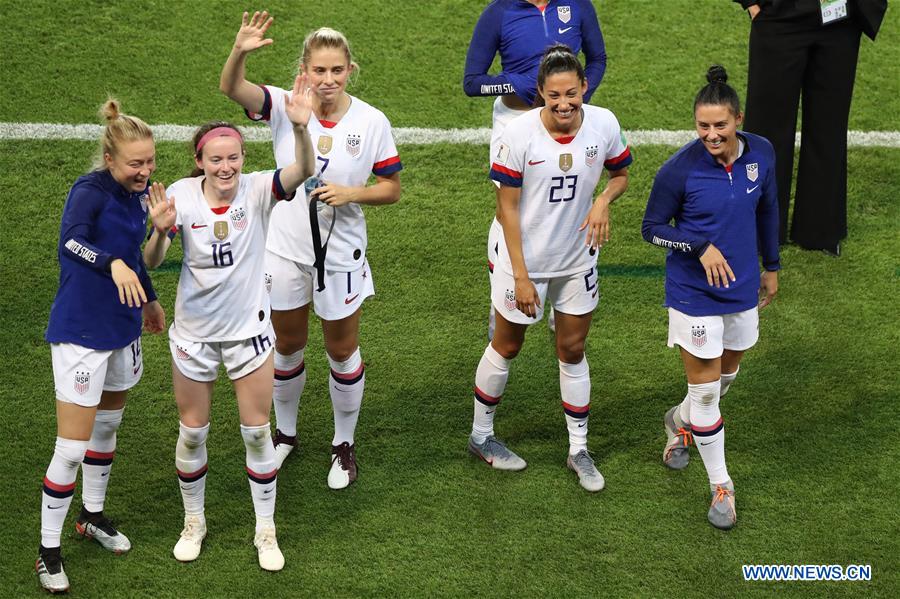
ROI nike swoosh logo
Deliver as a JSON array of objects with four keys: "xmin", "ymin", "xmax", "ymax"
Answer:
[
  {"xmin": 263, "ymin": 489, "xmax": 274, "ymax": 494},
  {"xmin": 591, "ymin": 290, "xmax": 598, "ymax": 299},
  {"xmin": 578, "ymin": 423, "xmax": 586, "ymax": 428},
  {"xmin": 101, "ymin": 471, "xmax": 109, "ymax": 477},
  {"xmin": 559, "ymin": 27, "xmax": 573, "ymax": 34},
  {"xmin": 485, "ymin": 410, "xmax": 495, "ymax": 415},
  {"xmin": 344, "ymin": 294, "xmax": 359, "ymax": 304},
  {"xmin": 47, "ymin": 505, "xmax": 64, "ymax": 510},
  {"xmin": 528, "ymin": 159, "xmax": 545, "ymax": 166},
  {"xmin": 746, "ymin": 185, "xmax": 759, "ymax": 194},
  {"xmin": 191, "ymin": 223, "xmax": 208, "ymax": 229},
  {"xmin": 133, "ymin": 367, "xmax": 140, "ymax": 375},
  {"xmin": 699, "ymin": 441, "xmax": 715, "ymax": 446}
]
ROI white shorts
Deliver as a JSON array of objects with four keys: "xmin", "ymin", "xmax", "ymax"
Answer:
[
  {"xmin": 169, "ymin": 323, "xmax": 274, "ymax": 382},
  {"xmin": 667, "ymin": 307, "xmax": 759, "ymax": 359},
  {"xmin": 51, "ymin": 339, "xmax": 143, "ymax": 407},
  {"xmin": 487, "ymin": 218, "xmax": 502, "ymax": 277},
  {"xmin": 490, "ymin": 96, "xmax": 529, "ymax": 188},
  {"xmin": 491, "ymin": 265, "xmax": 600, "ymax": 325},
  {"xmin": 266, "ymin": 250, "xmax": 375, "ymax": 321}
]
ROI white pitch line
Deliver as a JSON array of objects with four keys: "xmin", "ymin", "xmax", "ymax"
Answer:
[{"xmin": 2, "ymin": 122, "xmax": 900, "ymax": 147}]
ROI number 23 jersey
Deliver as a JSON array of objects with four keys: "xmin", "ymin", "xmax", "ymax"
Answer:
[
  {"xmin": 170, "ymin": 170, "xmax": 291, "ymax": 342},
  {"xmin": 490, "ymin": 105, "xmax": 631, "ymax": 278}
]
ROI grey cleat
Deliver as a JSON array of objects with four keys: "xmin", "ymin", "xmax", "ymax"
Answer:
[
  {"xmin": 75, "ymin": 511, "xmax": 131, "ymax": 554},
  {"xmin": 708, "ymin": 481, "xmax": 737, "ymax": 530},
  {"xmin": 663, "ymin": 405, "xmax": 693, "ymax": 470},
  {"xmin": 468, "ymin": 435, "xmax": 527, "ymax": 471},
  {"xmin": 566, "ymin": 449, "xmax": 605, "ymax": 492},
  {"xmin": 36, "ymin": 547, "xmax": 69, "ymax": 594}
]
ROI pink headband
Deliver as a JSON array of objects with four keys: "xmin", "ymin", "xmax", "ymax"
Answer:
[{"xmin": 196, "ymin": 127, "xmax": 243, "ymax": 152}]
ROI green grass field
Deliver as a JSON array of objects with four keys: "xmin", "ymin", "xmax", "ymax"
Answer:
[{"xmin": 1, "ymin": 1, "xmax": 898, "ymax": 597}]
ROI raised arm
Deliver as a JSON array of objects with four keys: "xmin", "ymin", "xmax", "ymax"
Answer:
[
  {"xmin": 143, "ymin": 182, "xmax": 176, "ymax": 269},
  {"xmin": 274, "ymin": 74, "xmax": 315, "ymax": 194},
  {"xmin": 219, "ymin": 10, "xmax": 273, "ymax": 114}
]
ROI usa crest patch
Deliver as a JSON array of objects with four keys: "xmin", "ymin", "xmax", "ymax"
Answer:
[
  {"xmin": 346, "ymin": 134, "xmax": 361, "ymax": 158},
  {"xmin": 746, "ymin": 163, "xmax": 759, "ymax": 182},
  {"xmin": 175, "ymin": 345, "xmax": 190, "ymax": 360},
  {"xmin": 691, "ymin": 325, "xmax": 707, "ymax": 348},
  {"xmin": 74, "ymin": 370, "xmax": 90, "ymax": 395},
  {"xmin": 265, "ymin": 272, "xmax": 273, "ymax": 293},
  {"xmin": 585, "ymin": 145, "xmax": 598, "ymax": 166},
  {"xmin": 558, "ymin": 5, "xmax": 571, "ymax": 23},
  {"xmin": 504, "ymin": 289, "xmax": 516, "ymax": 312},
  {"xmin": 230, "ymin": 206, "xmax": 247, "ymax": 231}
]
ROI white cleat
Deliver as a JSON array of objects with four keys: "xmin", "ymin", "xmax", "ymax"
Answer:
[
  {"xmin": 567, "ymin": 449, "xmax": 605, "ymax": 492},
  {"xmin": 173, "ymin": 515, "xmax": 207, "ymax": 562},
  {"xmin": 272, "ymin": 429, "xmax": 297, "ymax": 470},
  {"xmin": 254, "ymin": 526, "xmax": 285, "ymax": 572},
  {"xmin": 327, "ymin": 442, "xmax": 358, "ymax": 490},
  {"xmin": 36, "ymin": 549, "xmax": 69, "ymax": 594},
  {"xmin": 75, "ymin": 514, "xmax": 132, "ymax": 554}
]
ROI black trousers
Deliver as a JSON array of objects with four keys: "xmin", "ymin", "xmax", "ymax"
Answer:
[{"xmin": 743, "ymin": 14, "xmax": 862, "ymax": 248}]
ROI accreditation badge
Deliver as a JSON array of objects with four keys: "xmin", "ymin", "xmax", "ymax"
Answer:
[
  {"xmin": 559, "ymin": 153, "xmax": 573, "ymax": 172},
  {"xmin": 820, "ymin": 0, "xmax": 848, "ymax": 25},
  {"xmin": 317, "ymin": 135, "xmax": 333, "ymax": 155},
  {"xmin": 214, "ymin": 221, "xmax": 229, "ymax": 240}
]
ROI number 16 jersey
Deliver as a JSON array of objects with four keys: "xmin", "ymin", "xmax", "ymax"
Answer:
[{"xmin": 490, "ymin": 105, "xmax": 632, "ymax": 278}]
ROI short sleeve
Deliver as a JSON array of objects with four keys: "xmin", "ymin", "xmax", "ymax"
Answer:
[
  {"xmin": 489, "ymin": 126, "xmax": 525, "ymax": 188},
  {"xmin": 602, "ymin": 113, "xmax": 633, "ymax": 170},
  {"xmin": 371, "ymin": 112, "xmax": 402, "ymax": 176}
]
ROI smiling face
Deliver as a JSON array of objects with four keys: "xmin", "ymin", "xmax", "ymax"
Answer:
[
  {"xmin": 695, "ymin": 103, "xmax": 744, "ymax": 163},
  {"xmin": 302, "ymin": 46, "xmax": 352, "ymax": 104},
  {"xmin": 196, "ymin": 136, "xmax": 244, "ymax": 196},
  {"xmin": 539, "ymin": 71, "xmax": 587, "ymax": 132},
  {"xmin": 105, "ymin": 138, "xmax": 156, "ymax": 193}
]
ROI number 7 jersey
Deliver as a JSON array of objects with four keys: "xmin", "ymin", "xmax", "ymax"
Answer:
[
  {"xmin": 490, "ymin": 105, "xmax": 632, "ymax": 278},
  {"xmin": 170, "ymin": 171, "xmax": 292, "ymax": 342}
]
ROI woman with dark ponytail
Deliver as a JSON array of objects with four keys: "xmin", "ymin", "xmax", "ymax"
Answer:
[
  {"xmin": 641, "ymin": 65, "xmax": 781, "ymax": 530},
  {"xmin": 467, "ymin": 44, "xmax": 631, "ymax": 492}
]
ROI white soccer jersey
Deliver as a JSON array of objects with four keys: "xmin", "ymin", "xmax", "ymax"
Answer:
[
  {"xmin": 490, "ymin": 105, "xmax": 632, "ymax": 278},
  {"xmin": 251, "ymin": 87, "xmax": 402, "ymax": 272},
  {"xmin": 170, "ymin": 171, "xmax": 290, "ymax": 342}
]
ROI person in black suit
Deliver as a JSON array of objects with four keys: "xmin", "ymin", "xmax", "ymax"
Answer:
[{"xmin": 734, "ymin": 0, "xmax": 887, "ymax": 255}]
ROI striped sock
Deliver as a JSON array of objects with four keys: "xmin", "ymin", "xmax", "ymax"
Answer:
[
  {"xmin": 81, "ymin": 408, "xmax": 123, "ymax": 512},
  {"xmin": 41, "ymin": 437, "xmax": 88, "ymax": 548},
  {"xmin": 472, "ymin": 344, "xmax": 510, "ymax": 443},
  {"xmin": 241, "ymin": 424, "xmax": 277, "ymax": 532},
  {"xmin": 329, "ymin": 348, "xmax": 365, "ymax": 446},
  {"xmin": 560, "ymin": 357, "xmax": 591, "ymax": 455},
  {"xmin": 175, "ymin": 422, "xmax": 208, "ymax": 518},
  {"xmin": 689, "ymin": 380, "xmax": 730, "ymax": 485},
  {"xmin": 273, "ymin": 349, "xmax": 306, "ymax": 437}
]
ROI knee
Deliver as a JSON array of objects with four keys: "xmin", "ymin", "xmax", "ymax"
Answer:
[
  {"xmin": 556, "ymin": 338, "xmax": 585, "ymax": 365},
  {"xmin": 275, "ymin": 333, "xmax": 306, "ymax": 355},
  {"xmin": 688, "ymin": 380, "xmax": 720, "ymax": 406},
  {"xmin": 178, "ymin": 422, "xmax": 209, "ymax": 449},
  {"xmin": 326, "ymin": 343, "xmax": 358, "ymax": 364},
  {"xmin": 491, "ymin": 340, "xmax": 521, "ymax": 360}
]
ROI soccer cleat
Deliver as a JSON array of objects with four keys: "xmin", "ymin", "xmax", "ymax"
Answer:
[
  {"xmin": 468, "ymin": 435, "xmax": 527, "ymax": 471},
  {"xmin": 36, "ymin": 546, "xmax": 69, "ymax": 594},
  {"xmin": 328, "ymin": 442, "xmax": 358, "ymax": 489},
  {"xmin": 172, "ymin": 515, "xmax": 207, "ymax": 562},
  {"xmin": 273, "ymin": 429, "xmax": 297, "ymax": 470},
  {"xmin": 75, "ymin": 510, "xmax": 131, "ymax": 554},
  {"xmin": 566, "ymin": 449, "xmax": 605, "ymax": 492},
  {"xmin": 663, "ymin": 405, "xmax": 693, "ymax": 470},
  {"xmin": 254, "ymin": 526, "xmax": 285, "ymax": 572},
  {"xmin": 708, "ymin": 481, "xmax": 737, "ymax": 530}
]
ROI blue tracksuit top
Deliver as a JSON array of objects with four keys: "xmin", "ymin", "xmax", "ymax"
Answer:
[
  {"xmin": 641, "ymin": 132, "xmax": 781, "ymax": 316},
  {"xmin": 463, "ymin": 0, "xmax": 607, "ymax": 106},
  {"xmin": 46, "ymin": 169, "xmax": 157, "ymax": 349}
]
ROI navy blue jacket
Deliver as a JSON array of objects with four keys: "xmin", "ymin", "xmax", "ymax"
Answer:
[
  {"xmin": 642, "ymin": 132, "xmax": 780, "ymax": 316},
  {"xmin": 46, "ymin": 170, "xmax": 156, "ymax": 349},
  {"xmin": 463, "ymin": 0, "xmax": 606, "ymax": 106}
]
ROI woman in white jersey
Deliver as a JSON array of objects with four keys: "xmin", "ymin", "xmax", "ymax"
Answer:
[
  {"xmin": 143, "ymin": 75, "xmax": 314, "ymax": 571},
  {"xmin": 220, "ymin": 11, "xmax": 402, "ymax": 489},
  {"xmin": 468, "ymin": 44, "xmax": 631, "ymax": 492}
]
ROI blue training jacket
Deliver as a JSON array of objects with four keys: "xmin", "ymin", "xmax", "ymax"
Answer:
[
  {"xmin": 641, "ymin": 132, "xmax": 781, "ymax": 316},
  {"xmin": 463, "ymin": 0, "xmax": 607, "ymax": 106},
  {"xmin": 46, "ymin": 170, "xmax": 156, "ymax": 350}
]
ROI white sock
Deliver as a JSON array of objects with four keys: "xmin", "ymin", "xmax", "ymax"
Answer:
[
  {"xmin": 678, "ymin": 393, "xmax": 691, "ymax": 426},
  {"xmin": 81, "ymin": 408, "xmax": 123, "ymax": 513},
  {"xmin": 41, "ymin": 437, "xmax": 88, "ymax": 548},
  {"xmin": 720, "ymin": 367, "xmax": 739, "ymax": 397},
  {"xmin": 689, "ymin": 380, "xmax": 729, "ymax": 485},
  {"xmin": 273, "ymin": 348, "xmax": 306, "ymax": 437},
  {"xmin": 175, "ymin": 422, "xmax": 209, "ymax": 518},
  {"xmin": 328, "ymin": 348, "xmax": 364, "ymax": 446},
  {"xmin": 241, "ymin": 424, "xmax": 277, "ymax": 532},
  {"xmin": 472, "ymin": 344, "xmax": 510, "ymax": 443},
  {"xmin": 560, "ymin": 357, "xmax": 590, "ymax": 455}
]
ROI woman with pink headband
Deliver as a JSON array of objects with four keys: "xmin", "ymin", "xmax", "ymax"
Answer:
[{"xmin": 143, "ymin": 75, "xmax": 314, "ymax": 571}]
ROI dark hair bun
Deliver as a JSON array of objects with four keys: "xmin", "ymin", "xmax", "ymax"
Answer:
[{"xmin": 706, "ymin": 65, "xmax": 728, "ymax": 85}]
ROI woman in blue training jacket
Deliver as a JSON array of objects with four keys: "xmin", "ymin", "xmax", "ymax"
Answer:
[
  {"xmin": 641, "ymin": 66, "xmax": 780, "ymax": 531},
  {"xmin": 36, "ymin": 98, "xmax": 169, "ymax": 593},
  {"xmin": 464, "ymin": 0, "xmax": 607, "ymax": 339}
]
